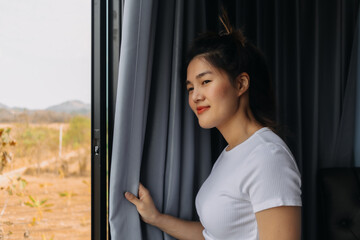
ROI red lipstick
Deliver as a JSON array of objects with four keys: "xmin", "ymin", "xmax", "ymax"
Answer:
[{"xmin": 197, "ymin": 106, "xmax": 210, "ymax": 114}]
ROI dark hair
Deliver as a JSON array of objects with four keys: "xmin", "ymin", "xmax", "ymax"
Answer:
[{"xmin": 186, "ymin": 19, "xmax": 277, "ymax": 131}]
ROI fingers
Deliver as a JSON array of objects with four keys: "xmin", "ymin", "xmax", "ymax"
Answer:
[
  {"xmin": 124, "ymin": 191, "xmax": 140, "ymax": 206},
  {"xmin": 138, "ymin": 183, "xmax": 149, "ymax": 198},
  {"xmin": 125, "ymin": 183, "xmax": 150, "ymax": 205},
  {"xmin": 125, "ymin": 183, "xmax": 147, "ymax": 205},
  {"xmin": 124, "ymin": 183, "xmax": 160, "ymax": 224}
]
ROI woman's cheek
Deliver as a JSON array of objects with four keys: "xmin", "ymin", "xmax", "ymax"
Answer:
[{"xmin": 209, "ymin": 84, "xmax": 229, "ymax": 100}]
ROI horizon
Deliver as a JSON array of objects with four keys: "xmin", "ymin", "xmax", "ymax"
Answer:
[{"xmin": 0, "ymin": 99, "xmax": 91, "ymax": 110}]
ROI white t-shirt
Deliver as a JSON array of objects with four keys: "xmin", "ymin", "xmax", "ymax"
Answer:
[{"xmin": 195, "ymin": 127, "xmax": 302, "ymax": 240}]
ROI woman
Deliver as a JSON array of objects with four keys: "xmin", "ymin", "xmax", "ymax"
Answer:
[{"xmin": 125, "ymin": 15, "xmax": 302, "ymax": 240}]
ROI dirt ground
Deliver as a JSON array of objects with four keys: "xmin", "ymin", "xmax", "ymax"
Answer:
[
  {"xmin": 0, "ymin": 123, "xmax": 93, "ymax": 239},
  {"xmin": 0, "ymin": 147, "xmax": 92, "ymax": 240},
  {"xmin": 0, "ymin": 173, "xmax": 91, "ymax": 240}
]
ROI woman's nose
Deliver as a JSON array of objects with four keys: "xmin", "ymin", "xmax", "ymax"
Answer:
[{"xmin": 192, "ymin": 88, "xmax": 204, "ymax": 102}]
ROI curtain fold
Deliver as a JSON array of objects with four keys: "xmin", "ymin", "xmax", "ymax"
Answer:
[
  {"xmin": 109, "ymin": 1, "xmax": 360, "ymax": 240},
  {"xmin": 332, "ymin": 3, "xmax": 358, "ymax": 167},
  {"xmin": 110, "ymin": 0, "xmax": 212, "ymax": 239},
  {"xmin": 355, "ymin": 4, "xmax": 360, "ymax": 167},
  {"xmin": 139, "ymin": 1, "xmax": 213, "ymax": 239},
  {"xmin": 109, "ymin": 0, "xmax": 158, "ymax": 239}
]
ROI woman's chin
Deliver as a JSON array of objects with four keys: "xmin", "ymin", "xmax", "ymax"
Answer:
[{"xmin": 198, "ymin": 120, "xmax": 215, "ymax": 129}]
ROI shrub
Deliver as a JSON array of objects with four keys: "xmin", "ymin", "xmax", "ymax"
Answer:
[
  {"xmin": 63, "ymin": 116, "xmax": 90, "ymax": 149},
  {"xmin": 0, "ymin": 128, "xmax": 16, "ymax": 173},
  {"xmin": 15, "ymin": 125, "xmax": 58, "ymax": 159}
]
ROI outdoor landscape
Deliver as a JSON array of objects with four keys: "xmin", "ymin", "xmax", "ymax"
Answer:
[{"xmin": 0, "ymin": 100, "xmax": 91, "ymax": 240}]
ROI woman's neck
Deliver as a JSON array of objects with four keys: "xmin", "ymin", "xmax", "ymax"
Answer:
[{"xmin": 217, "ymin": 108, "xmax": 263, "ymax": 151}]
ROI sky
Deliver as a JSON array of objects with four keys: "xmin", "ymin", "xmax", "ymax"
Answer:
[{"xmin": 0, "ymin": 0, "xmax": 91, "ymax": 110}]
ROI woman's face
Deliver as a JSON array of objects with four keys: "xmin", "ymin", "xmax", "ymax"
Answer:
[{"xmin": 186, "ymin": 57, "xmax": 241, "ymax": 129}]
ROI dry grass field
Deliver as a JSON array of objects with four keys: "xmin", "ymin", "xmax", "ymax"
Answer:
[{"xmin": 0, "ymin": 120, "xmax": 91, "ymax": 240}]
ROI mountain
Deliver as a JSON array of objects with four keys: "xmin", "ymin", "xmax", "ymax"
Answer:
[
  {"xmin": 46, "ymin": 100, "xmax": 90, "ymax": 115},
  {"xmin": 0, "ymin": 103, "xmax": 8, "ymax": 109},
  {"xmin": 0, "ymin": 100, "xmax": 90, "ymax": 123}
]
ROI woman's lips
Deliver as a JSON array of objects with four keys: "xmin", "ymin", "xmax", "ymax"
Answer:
[{"xmin": 197, "ymin": 106, "xmax": 210, "ymax": 114}]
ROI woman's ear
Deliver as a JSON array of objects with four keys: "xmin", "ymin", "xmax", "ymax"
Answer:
[{"xmin": 235, "ymin": 72, "xmax": 250, "ymax": 96}]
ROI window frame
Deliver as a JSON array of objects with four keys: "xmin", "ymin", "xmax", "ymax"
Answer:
[{"xmin": 91, "ymin": 0, "xmax": 108, "ymax": 239}]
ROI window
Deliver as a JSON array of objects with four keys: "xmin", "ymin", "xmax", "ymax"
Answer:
[{"xmin": 0, "ymin": 1, "xmax": 92, "ymax": 239}]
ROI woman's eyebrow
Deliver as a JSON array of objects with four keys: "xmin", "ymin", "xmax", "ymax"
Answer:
[
  {"xmin": 186, "ymin": 71, "xmax": 213, "ymax": 85},
  {"xmin": 196, "ymin": 71, "xmax": 213, "ymax": 79}
]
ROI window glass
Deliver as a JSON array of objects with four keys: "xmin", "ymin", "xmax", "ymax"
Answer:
[{"xmin": 0, "ymin": 1, "xmax": 91, "ymax": 239}]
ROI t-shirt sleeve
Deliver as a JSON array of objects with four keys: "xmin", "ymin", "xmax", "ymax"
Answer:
[{"xmin": 243, "ymin": 143, "xmax": 302, "ymax": 213}]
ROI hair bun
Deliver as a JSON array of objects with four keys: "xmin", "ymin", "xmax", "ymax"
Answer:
[
  {"xmin": 218, "ymin": 14, "xmax": 232, "ymax": 35},
  {"xmin": 218, "ymin": 7, "xmax": 246, "ymax": 47}
]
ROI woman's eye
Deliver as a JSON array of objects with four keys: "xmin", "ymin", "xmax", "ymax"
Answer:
[
  {"xmin": 202, "ymin": 80, "xmax": 211, "ymax": 85},
  {"xmin": 187, "ymin": 87, "xmax": 194, "ymax": 92}
]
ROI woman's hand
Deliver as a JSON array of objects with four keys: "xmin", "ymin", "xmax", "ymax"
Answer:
[
  {"xmin": 124, "ymin": 183, "xmax": 161, "ymax": 225},
  {"xmin": 126, "ymin": 183, "xmax": 205, "ymax": 240}
]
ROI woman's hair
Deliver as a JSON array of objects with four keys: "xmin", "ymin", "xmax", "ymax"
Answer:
[{"xmin": 186, "ymin": 11, "xmax": 277, "ymax": 131}]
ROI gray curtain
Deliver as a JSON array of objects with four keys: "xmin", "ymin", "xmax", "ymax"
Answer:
[
  {"xmin": 109, "ymin": 1, "xmax": 213, "ymax": 239},
  {"xmin": 109, "ymin": 0, "xmax": 360, "ymax": 240},
  {"xmin": 109, "ymin": 0, "xmax": 158, "ymax": 239},
  {"xmin": 220, "ymin": 1, "xmax": 359, "ymax": 239},
  {"xmin": 354, "ymin": 5, "xmax": 360, "ymax": 167}
]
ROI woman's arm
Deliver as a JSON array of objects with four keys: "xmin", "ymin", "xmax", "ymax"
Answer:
[
  {"xmin": 255, "ymin": 206, "xmax": 301, "ymax": 240},
  {"xmin": 125, "ymin": 183, "xmax": 205, "ymax": 240}
]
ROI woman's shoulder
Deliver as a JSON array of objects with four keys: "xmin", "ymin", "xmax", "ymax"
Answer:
[
  {"xmin": 251, "ymin": 128, "xmax": 294, "ymax": 159},
  {"xmin": 238, "ymin": 128, "xmax": 299, "ymax": 173},
  {"xmin": 220, "ymin": 127, "xmax": 297, "ymax": 169},
  {"xmin": 242, "ymin": 130, "xmax": 302, "ymax": 205}
]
